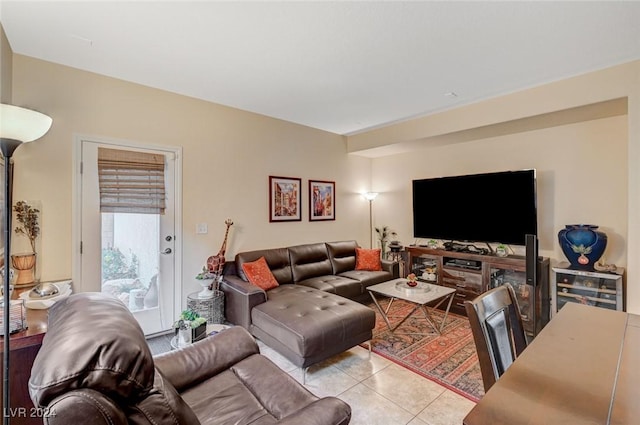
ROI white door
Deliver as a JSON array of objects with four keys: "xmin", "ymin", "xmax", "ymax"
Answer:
[{"xmin": 77, "ymin": 138, "xmax": 181, "ymax": 335}]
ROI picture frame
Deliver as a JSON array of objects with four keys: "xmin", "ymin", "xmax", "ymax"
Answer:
[
  {"xmin": 309, "ymin": 180, "xmax": 335, "ymax": 221},
  {"xmin": 269, "ymin": 176, "xmax": 301, "ymax": 222}
]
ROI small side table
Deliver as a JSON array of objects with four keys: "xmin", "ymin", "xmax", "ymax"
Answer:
[
  {"xmin": 186, "ymin": 290, "xmax": 225, "ymax": 324},
  {"xmin": 387, "ymin": 246, "xmax": 406, "ymax": 277}
]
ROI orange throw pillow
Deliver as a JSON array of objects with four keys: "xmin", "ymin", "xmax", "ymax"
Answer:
[
  {"xmin": 355, "ymin": 247, "xmax": 383, "ymax": 271},
  {"xmin": 242, "ymin": 257, "xmax": 279, "ymax": 291}
]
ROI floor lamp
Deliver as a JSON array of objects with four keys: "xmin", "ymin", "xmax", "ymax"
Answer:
[
  {"xmin": 363, "ymin": 192, "xmax": 378, "ymax": 248},
  {"xmin": 1, "ymin": 104, "xmax": 52, "ymax": 425}
]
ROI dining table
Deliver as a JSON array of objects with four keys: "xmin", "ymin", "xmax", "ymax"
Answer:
[{"xmin": 463, "ymin": 301, "xmax": 639, "ymax": 425}]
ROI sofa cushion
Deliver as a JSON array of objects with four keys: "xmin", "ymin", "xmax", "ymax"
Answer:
[
  {"xmin": 338, "ymin": 269, "xmax": 394, "ymax": 290},
  {"xmin": 297, "ymin": 274, "xmax": 362, "ymax": 298},
  {"xmin": 251, "ymin": 285, "xmax": 375, "ymax": 366},
  {"xmin": 326, "ymin": 240, "xmax": 358, "ymax": 274},
  {"xmin": 127, "ymin": 369, "xmax": 201, "ymax": 425},
  {"xmin": 235, "ymin": 248, "xmax": 293, "ymax": 285},
  {"xmin": 355, "ymin": 247, "xmax": 383, "ymax": 271},
  {"xmin": 288, "ymin": 242, "xmax": 333, "ymax": 283},
  {"xmin": 180, "ymin": 354, "xmax": 323, "ymax": 424},
  {"xmin": 242, "ymin": 256, "xmax": 280, "ymax": 291}
]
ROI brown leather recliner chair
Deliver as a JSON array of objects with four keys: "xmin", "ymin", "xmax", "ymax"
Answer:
[{"xmin": 28, "ymin": 292, "xmax": 351, "ymax": 425}]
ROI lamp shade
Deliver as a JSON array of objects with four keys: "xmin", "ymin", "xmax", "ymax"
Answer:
[
  {"xmin": 0, "ymin": 104, "xmax": 52, "ymax": 143},
  {"xmin": 363, "ymin": 192, "xmax": 379, "ymax": 201}
]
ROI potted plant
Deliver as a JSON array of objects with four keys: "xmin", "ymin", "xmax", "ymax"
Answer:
[
  {"xmin": 196, "ymin": 266, "xmax": 217, "ymax": 298},
  {"xmin": 495, "ymin": 244, "xmax": 509, "ymax": 257},
  {"xmin": 14, "ymin": 201, "xmax": 40, "ymax": 253},
  {"xmin": 174, "ymin": 309, "xmax": 207, "ymax": 342},
  {"xmin": 12, "ymin": 201, "xmax": 40, "ymax": 285},
  {"xmin": 375, "ymin": 225, "xmax": 397, "ymax": 258}
]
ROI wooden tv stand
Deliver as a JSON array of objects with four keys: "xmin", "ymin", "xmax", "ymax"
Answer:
[{"xmin": 406, "ymin": 246, "xmax": 550, "ymax": 337}]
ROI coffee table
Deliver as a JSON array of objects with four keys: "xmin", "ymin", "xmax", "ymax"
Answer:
[{"xmin": 367, "ymin": 278, "xmax": 456, "ymax": 335}]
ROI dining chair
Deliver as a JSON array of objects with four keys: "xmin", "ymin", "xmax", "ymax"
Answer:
[{"xmin": 464, "ymin": 284, "xmax": 528, "ymax": 393}]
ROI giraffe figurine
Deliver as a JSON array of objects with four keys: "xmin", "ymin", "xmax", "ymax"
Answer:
[{"xmin": 206, "ymin": 219, "xmax": 234, "ymax": 288}]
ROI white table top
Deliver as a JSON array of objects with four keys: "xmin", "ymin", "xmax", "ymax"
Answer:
[{"xmin": 367, "ymin": 278, "xmax": 456, "ymax": 305}]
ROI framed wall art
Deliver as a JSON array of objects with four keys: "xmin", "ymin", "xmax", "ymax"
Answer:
[
  {"xmin": 269, "ymin": 176, "xmax": 301, "ymax": 222},
  {"xmin": 309, "ymin": 180, "xmax": 335, "ymax": 221}
]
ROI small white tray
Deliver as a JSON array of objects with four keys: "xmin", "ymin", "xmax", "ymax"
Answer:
[
  {"xmin": 395, "ymin": 280, "xmax": 432, "ymax": 295},
  {"xmin": 19, "ymin": 280, "xmax": 73, "ymax": 309}
]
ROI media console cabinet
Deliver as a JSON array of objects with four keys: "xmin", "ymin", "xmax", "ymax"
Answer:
[{"xmin": 406, "ymin": 246, "xmax": 550, "ymax": 338}]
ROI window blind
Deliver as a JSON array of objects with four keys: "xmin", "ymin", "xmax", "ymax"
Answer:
[{"xmin": 98, "ymin": 147, "xmax": 166, "ymax": 214}]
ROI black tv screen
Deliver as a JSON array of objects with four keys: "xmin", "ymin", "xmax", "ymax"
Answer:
[{"xmin": 412, "ymin": 169, "xmax": 537, "ymax": 246}]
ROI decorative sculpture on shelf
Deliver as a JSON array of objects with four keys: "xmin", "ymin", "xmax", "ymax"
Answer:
[
  {"xmin": 557, "ymin": 224, "xmax": 608, "ymax": 270},
  {"xmin": 195, "ymin": 266, "xmax": 216, "ymax": 299},
  {"xmin": 206, "ymin": 219, "xmax": 234, "ymax": 289}
]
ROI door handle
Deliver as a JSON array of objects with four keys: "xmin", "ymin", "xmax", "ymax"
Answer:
[{"xmin": 161, "ymin": 248, "xmax": 172, "ymax": 255}]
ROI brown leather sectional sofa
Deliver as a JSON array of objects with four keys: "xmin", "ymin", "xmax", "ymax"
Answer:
[
  {"xmin": 222, "ymin": 240, "xmax": 399, "ymax": 371},
  {"xmin": 29, "ymin": 292, "xmax": 352, "ymax": 425}
]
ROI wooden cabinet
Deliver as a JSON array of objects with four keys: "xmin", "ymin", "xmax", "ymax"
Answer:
[
  {"xmin": 488, "ymin": 261, "xmax": 550, "ymax": 338},
  {"xmin": 552, "ymin": 263, "xmax": 625, "ymax": 315},
  {"xmin": 407, "ymin": 246, "xmax": 550, "ymax": 337},
  {"xmin": 0, "ymin": 309, "xmax": 48, "ymax": 425},
  {"xmin": 440, "ymin": 262, "xmax": 483, "ymax": 316}
]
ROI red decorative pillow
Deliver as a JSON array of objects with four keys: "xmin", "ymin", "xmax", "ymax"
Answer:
[
  {"xmin": 242, "ymin": 257, "xmax": 279, "ymax": 291},
  {"xmin": 355, "ymin": 247, "xmax": 383, "ymax": 271}
]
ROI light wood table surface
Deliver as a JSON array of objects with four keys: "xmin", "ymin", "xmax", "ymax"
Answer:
[{"xmin": 463, "ymin": 302, "xmax": 640, "ymax": 425}]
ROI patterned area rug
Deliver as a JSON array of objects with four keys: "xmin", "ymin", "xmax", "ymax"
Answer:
[{"xmin": 365, "ymin": 298, "xmax": 484, "ymax": 402}]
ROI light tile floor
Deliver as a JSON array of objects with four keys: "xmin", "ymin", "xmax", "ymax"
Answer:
[
  {"xmin": 258, "ymin": 341, "xmax": 476, "ymax": 425},
  {"xmin": 148, "ymin": 333, "xmax": 475, "ymax": 425}
]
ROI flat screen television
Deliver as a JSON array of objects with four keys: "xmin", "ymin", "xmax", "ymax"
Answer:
[{"xmin": 412, "ymin": 169, "xmax": 537, "ymax": 246}]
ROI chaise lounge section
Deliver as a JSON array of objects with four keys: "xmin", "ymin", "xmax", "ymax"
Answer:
[{"xmin": 221, "ymin": 240, "xmax": 398, "ymax": 372}]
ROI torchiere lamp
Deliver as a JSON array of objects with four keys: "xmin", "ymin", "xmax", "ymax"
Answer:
[
  {"xmin": 363, "ymin": 192, "xmax": 378, "ymax": 248},
  {"xmin": 1, "ymin": 104, "xmax": 52, "ymax": 425}
]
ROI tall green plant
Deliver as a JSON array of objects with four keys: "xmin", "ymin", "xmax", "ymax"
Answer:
[{"xmin": 375, "ymin": 225, "xmax": 397, "ymax": 258}]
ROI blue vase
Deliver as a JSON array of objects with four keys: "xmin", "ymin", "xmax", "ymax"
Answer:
[{"xmin": 557, "ymin": 224, "xmax": 607, "ymax": 270}]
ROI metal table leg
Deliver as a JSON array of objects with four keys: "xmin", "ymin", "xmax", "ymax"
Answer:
[{"xmin": 369, "ymin": 290, "xmax": 456, "ymax": 336}]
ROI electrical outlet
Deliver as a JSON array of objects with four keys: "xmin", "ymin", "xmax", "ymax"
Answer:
[{"xmin": 196, "ymin": 223, "xmax": 208, "ymax": 234}]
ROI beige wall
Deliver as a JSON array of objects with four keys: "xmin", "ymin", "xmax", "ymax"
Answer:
[
  {"xmin": 369, "ymin": 115, "xmax": 627, "ymax": 267},
  {"xmin": 9, "ymin": 49, "xmax": 640, "ymax": 314},
  {"xmin": 351, "ymin": 60, "xmax": 640, "ymax": 313},
  {"xmin": 11, "ymin": 55, "xmax": 372, "ymax": 299},
  {"xmin": 1, "ymin": 25, "xmax": 12, "ymax": 103}
]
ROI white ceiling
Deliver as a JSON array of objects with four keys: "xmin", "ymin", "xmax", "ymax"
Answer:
[{"xmin": 2, "ymin": 1, "xmax": 640, "ymax": 136}]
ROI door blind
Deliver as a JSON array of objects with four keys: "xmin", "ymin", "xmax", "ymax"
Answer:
[{"xmin": 98, "ymin": 147, "xmax": 166, "ymax": 214}]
